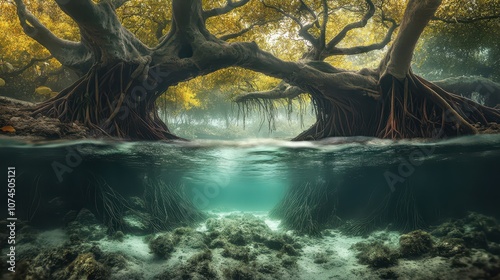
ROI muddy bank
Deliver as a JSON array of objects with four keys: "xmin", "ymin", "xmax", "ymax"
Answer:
[{"xmin": 0, "ymin": 97, "xmax": 89, "ymax": 142}]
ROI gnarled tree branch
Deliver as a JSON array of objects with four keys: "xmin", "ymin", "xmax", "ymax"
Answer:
[
  {"xmin": 432, "ymin": 14, "xmax": 500, "ymax": 23},
  {"xmin": 14, "ymin": 0, "xmax": 92, "ymax": 74},
  {"xmin": 235, "ymin": 82, "xmax": 304, "ymax": 102},
  {"xmin": 109, "ymin": 0, "xmax": 130, "ymax": 9},
  {"xmin": 203, "ymin": 0, "xmax": 250, "ymax": 20},
  {"xmin": 325, "ymin": 0, "xmax": 375, "ymax": 51},
  {"xmin": 2, "ymin": 56, "xmax": 53, "ymax": 77},
  {"xmin": 323, "ymin": 17, "xmax": 397, "ymax": 57}
]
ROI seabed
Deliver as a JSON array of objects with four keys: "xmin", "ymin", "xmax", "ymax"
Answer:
[{"xmin": 2, "ymin": 210, "xmax": 500, "ymax": 280}]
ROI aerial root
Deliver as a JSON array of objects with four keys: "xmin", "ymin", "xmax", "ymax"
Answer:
[
  {"xmin": 376, "ymin": 71, "xmax": 500, "ymax": 139},
  {"xmin": 31, "ymin": 62, "xmax": 181, "ymax": 140}
]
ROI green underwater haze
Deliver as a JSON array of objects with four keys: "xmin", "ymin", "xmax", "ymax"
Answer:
[{"xmin": 1, "ymin": 134, "xmax": 500, "ymax": 279}]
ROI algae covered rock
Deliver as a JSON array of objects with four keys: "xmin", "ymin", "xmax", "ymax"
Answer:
[
  {"xmin": 64, "ymin": 253, "xmax": 109, "ymax": 280},
  {"xmin": 399, "ymin": 230, "xmax": 433, "ymax": 257},
  {"xmin": 14, "ymin": 247, "xmax": 79, "ymax": 279},
  {"xmin": 222, "ymin": 244, "xmax": 254, "ymax": 262},
  {"xmin": 66, "ymin": 208, "xmax": 106, "ymax": 242},
  {"xmin": 156, "ymin": 249, "xmax": 217, "ymax": 279},
  {"xmin": 149, "ymin": 233, "xmax": 178, "ymax": 259},
  {"xmin": 353, "ymin": 241, "xmax": 399, "ymax": 268},
  {"xmin": 435, "ymin": 238, "xmax": 467, "ymax": 257}
]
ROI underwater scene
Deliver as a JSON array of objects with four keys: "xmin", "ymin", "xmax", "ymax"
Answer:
[{"xmin": 1, "ymin": 135, "xmax": 500, "ymax": 279}]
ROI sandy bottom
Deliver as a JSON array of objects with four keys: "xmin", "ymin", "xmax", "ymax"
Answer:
[{"xmin": 1, "ymin": 210, "xmax": 500, "ymax": 279}]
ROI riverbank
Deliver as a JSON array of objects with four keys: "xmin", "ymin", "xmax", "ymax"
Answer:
[{"xmin": 0, "ymin": 96, "xmax": 89, "ymax": 142}]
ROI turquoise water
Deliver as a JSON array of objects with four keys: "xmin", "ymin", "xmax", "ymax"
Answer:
[{"xmin": 1, "ymin": 134, "xmax": 499, "ymax": 230}]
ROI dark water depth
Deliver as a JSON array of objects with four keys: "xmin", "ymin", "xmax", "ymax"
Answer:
[{"xmin": 1, "ymin": 134, "xmax": 499, "ymax": 231}]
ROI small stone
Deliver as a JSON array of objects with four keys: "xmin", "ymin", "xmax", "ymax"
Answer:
[{"xmin": 399, "ymin": 230, "xmax": 433, "ymax": 257}]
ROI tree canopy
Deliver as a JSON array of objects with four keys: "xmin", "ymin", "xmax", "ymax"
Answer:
[{"xmin": 1, "ymin": 0, "xmax": 499, "ymax": 140}]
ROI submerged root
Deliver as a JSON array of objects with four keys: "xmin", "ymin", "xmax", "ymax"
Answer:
[
  {"xmin": 86, "ymin": 173, "xmax": 205, "ymax": 233},
  {"xmin": 143, "ymin": 177, "xmax": 206, "ymax": 231},
  {"xmin": 342, "ymin": 177, "xmax": 426, "ymax": 235},
  {"xmin": 270, "ymin": 180, "xmax": 339, "ymax": 235},
  {"xmin": 89, "ymin": 173, "xmax": 132, "ymax": 233}
]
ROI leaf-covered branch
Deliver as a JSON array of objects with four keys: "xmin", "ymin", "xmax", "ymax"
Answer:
[
  {"xmin": 324, "ymin": 17, "xmax": 398, "ymax": 57},
  {"xmin": 325, "ymin": 0, "xmax": 376, "ymax": 51},
  {"xmin": 432, "ymin": 14, "xmax": 500, "ymax": 23},
  {"xmin": 219, "ymin": 19, "xmax": 277, "ymax": 41},
  {"xmin": 203, "ymin": 0, "xmax": 251, "ymax": 19},
  {"xmin": 235, "ymin": 82, "xmax": 303, "ymax": 102},
  {"xmin": 2, "ymin": 56, "xmax": 53, "ymax": 77},
  {"xmin": 262, "ymin": 1, "xmax": 319, "ymax": 47},
  {"xmin": 109, "ymin": 0, "xmax": 130, "ymax": 9},
  {"xmin": 13, "ymin": 0, "xmax": 92, "ymax": 73}
]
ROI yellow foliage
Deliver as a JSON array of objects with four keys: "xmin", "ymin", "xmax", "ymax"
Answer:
[
  {"xmin": 163, "ymin": 83, "xmax": 201, "ymax": 111},
  {"xmin": 0, "ymin": 1, "xmax": 78, "ymax": 75},
  {"xmin": 0, "ymin": 78, "xmax": 5, "ymax": 87}
]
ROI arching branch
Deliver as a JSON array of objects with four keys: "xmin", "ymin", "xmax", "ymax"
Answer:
[
  {"xmin": 318, "ymin": 0, "xmax": 329, "ymax": 50},
  {"xmin": 219, "ymin": 19, "xmax": 277, "ymax": 41},
  {"xmin": 55, "ymin": 0, "xmax": 103, "ymax": 25},
  {"xmin": 2, "ymin": 56, "xmax": 52, "ymax": 77},
  {"xmin": 325, "ymin": 0, "xmax": 376, "ymax": 51},
  {"xmin": 55, "ymin": 0, "xmax": 149, "ymax": 63},
  {"xmin": 203, "ymin": 0, "xmax": 251, "ymax": 20},
  {"xmin": 299, "ymin": 0, "xmax": 319, "ymax": 24},
  {"xmin": 13, "ymin": 0, "xmax": 92, "ymax": 74},
  {"xmin": 432, "ymin": 14, "xmax": 500, "ymax": 23},
  {"xmin": 323, "ymin": 17, "xmax": 398, "ymax": 57},
  {"xmin": 109, "ymin": 0, "xmax": 130, "ymax": 9},
  {"xmin": 235, "ymin": 82, "xmax": 303, "ymax": 102},
  {"xmin": 262, "ymin": 1, "xmax": 319, "ymax": 47}
]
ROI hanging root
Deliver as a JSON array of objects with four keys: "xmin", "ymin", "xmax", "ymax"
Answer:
[
  {"xmin": 143, "ymin": 177, "xmax": 206, "ymax": 231},
  {"xmin": 236, "ymin": 94, "xmax": 310, "ymax": 133},
  {"xmin": 292, "ymin": 86, "xmax": 377, "ymax": 140},
  {"xmin": 270, "ymin": 180, "xmax": 339, "ymax": 235},
  {"xmin": 89, "ymin": 173, "xmax": 132, "ymax": 233},
  {"xmin": 341, "ymin": 177, "xmax": 426, "ymax": 235},
  {"xmin": 31, "ymin": 62, "xmax": 182, "ymax": 140},
  {"xmin": 377, "ymin": 71, "xmax": 500, "ymax": 139}
]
